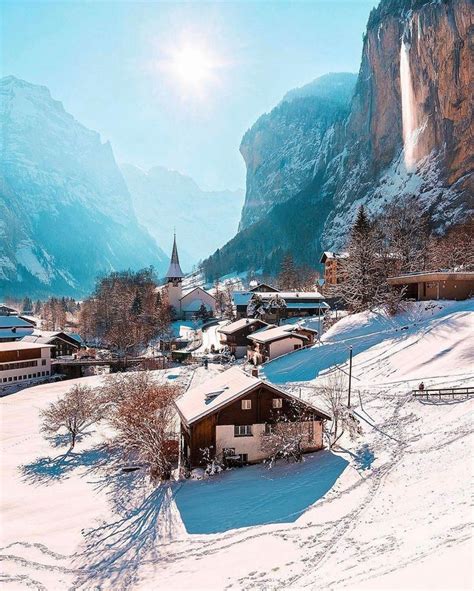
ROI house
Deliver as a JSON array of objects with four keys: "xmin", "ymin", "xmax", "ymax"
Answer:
[
  {"xmin": 0, "ymin": 315, "xmax": 36, "ymax": 343},
  {"xmin": 320, "ymin": 251, "xmax": 349, "ymax": 287},
  {"xmin": 233, "ymin": 290, "xmax": 329, "ymax": 322},
  {"xmin": 175, "ymin": 366, "xmax": 331, "ymax": 467},
  {"xmin": 160, "ymin": 234, "xmax": 216, "ymax": 320},
  {"xmin": 0, "ymin": 304, "xmax": 18, "ymax": 316},
  {"xmin": 0, "ymin": 342, "xmax": 53, "ymax": 387},
  {"xmin": 387, "ymin": 271, "xmax": 474, "ymax": 301},
  {"xmin": 247, "ymin": 324, "xmax": 312, "ymax": 364},
  {"xmin": 22, "ymin": 331, "xmax": 82, "ymax": 357},
  {"xmin": 249, "ymin": 282, "xmax": 279, "ymax": 293},
  {"xmin": 218, "ymin": 318, "xmax": 269, "ymax": 358}
]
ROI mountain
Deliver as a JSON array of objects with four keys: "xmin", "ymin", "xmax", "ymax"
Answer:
[
  {"xmin": 203, "ymin": 0, "xmax": 473, "ymax": 281},
  {"xmin": 0, "ymin": 76, "xmax": 167, "ymax": 298},
  {"xmin": 239, "ymin": 72, "xmax": 357, "ymax": 229},
  {"xmin": 121, "ymin": 163, "xmax": 243, "ymax": 270}
]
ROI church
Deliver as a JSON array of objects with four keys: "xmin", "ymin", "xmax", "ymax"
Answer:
[{"xmin": 160, "ymin": 234, "xmax": 216, "ymax": 320}]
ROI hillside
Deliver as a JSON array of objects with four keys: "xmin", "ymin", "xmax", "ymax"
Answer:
[
  {"xmin": 0, "ymin": 76, "xmax": 168, "ymax": 298},
  {"xmin": 1, "ymin": 299, "xmax": 472, "ymax": 589},
  {"xmin": 203, "ymin": 0, "xmax": 473, "ymax": 280}
]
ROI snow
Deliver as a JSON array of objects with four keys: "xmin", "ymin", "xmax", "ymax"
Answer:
[{"xmin": 1, "ymin": 300, "xmax": 473, "ymax": 589}]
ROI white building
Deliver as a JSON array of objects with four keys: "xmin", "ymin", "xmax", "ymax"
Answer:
[
  {"xmin": 160, "ymin": 234, "xmax": 216, "ymax": 320},
  {"xmin": 0, "ymin": 342, "xmax": 53, "ymax": 386}
]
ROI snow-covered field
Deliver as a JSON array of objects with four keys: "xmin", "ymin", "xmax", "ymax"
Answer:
[{"xmin": 1, "ymin": 300, "xmax": 473, "ymax": 590}]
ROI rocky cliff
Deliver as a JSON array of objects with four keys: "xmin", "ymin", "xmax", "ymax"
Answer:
[
  {"xmin": 239, "ymin": 73, "xmax": 357, "ymax": 229},
  {"xmin": 0, "ymin": 76, "xmax": 167, "ymax": 298},
  {"xmin": 203, "ymin": 0, "xmax": 473, "ymax": 281}
]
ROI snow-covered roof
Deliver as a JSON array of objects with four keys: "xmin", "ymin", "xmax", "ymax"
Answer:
[
  {"xmin": 388, "ymin": 271, "xmax": 474, "ymax": 284},
  {"xmin": 0, "ymin": 316, "xmax": 35, "ymax": 329},
  {"xmin": 22, "ymin": 331, "xmax": 80, "ymax": 346},
  {"xmin": 233, "ymin": 290, "xmax": 326, "ymax": 306},
  {"xmin": 176, "ymin": 367, "xmax": 261, "ymax": 425},
  {"xmin": 247, "ymin": 325, "xmax": 309, "ymax": 344},
  {"xmin": 320, "ymin": 251, "xmax": 349, "ymax": 262},
  {"xmin": 0, "ymin": 342, "xmax": 53, "ymax": 352},
  {"xmin": 286, "ymin": 302, "xmax": 330, "ymax": 310},
  {"xmin": 218, "ymin": 318, "xmax": 268, "ymax": 335},
  {"xmin": 175, "ymin": 366, "xmax": 330, "ymax": 425}
]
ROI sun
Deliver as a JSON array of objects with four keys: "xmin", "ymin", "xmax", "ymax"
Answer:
[
  {"xmin": 171, "ymin": 44, "xmax": 216, "ymax": 87},
  {"xmin": 157, "ymin": 37, "xmax": 225, "ymax": 99}
]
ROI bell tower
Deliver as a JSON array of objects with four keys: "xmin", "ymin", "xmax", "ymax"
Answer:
[{"xmin": 165, "ymin": 232, "xmax": 184, "ymax": 314}]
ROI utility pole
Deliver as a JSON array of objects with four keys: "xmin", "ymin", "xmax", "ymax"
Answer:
[{"xmin": 348, "ymin": 346, "xmax": 353, "ymax": 408}]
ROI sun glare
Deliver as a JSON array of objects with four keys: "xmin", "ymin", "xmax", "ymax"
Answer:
[{"xmin": 157, "ymin": 37, "xmax": 225, "ymax": 99}]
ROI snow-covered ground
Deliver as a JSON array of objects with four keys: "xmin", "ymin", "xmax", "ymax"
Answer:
[{"xmin": 1, "ymin": 300, "xmax": 473, "ymax": 590}]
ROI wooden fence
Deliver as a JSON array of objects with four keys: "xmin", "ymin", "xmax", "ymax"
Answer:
[{"xmin": 412, "ymin": 386, "xmax": 474, "ymax": 400}]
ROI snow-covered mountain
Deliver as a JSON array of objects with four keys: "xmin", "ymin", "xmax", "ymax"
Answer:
[
  {"xmin": 0, "ymin": 76, "xmax": 168, "ymax": 298},
  {"xmin": 203, "ymin": 0, "xmax": 473, "ymax": 281},
  {"xmin": 121, "ymin": 163, "xmax": 243, "ymax": 269}
]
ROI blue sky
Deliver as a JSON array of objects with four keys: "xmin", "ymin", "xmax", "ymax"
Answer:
[{"xmin": 1, "ymin": 0, "xmax": 377, "ymax": 190}]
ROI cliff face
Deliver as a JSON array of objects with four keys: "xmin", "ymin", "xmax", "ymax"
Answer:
[
  {"xmin": 324, "ymin": 0, "xmax": 473, "ymax": 245},
  {"xmin": 203, "ymin": 0, "xmax": 473, "ymax": 281},
  {"xmin": 239, "ymin": 73, "xmax": 357, "ymax": 229},
  {"xmin": 0, "ymin": 76, "xmax": 167, "ymax": 298}
]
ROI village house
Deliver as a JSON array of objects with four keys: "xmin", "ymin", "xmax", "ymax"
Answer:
[
  {"xmin": 0, "ymin": 304, "xmax": 19, "ymax": 316},
  {"xmin": 217, "ymin": 318, "xmax": 269, "ymax": 358},
  {"xmin": 320, "ymin": 251, "xmax": 349, "ymax": 288},
  {"xmin": 247, "ymin": 324, "xmax": 314, "ymax": 364},
  {"xmin": 387, "ymin": 271, "xmax": 474, "ymax": 301},
  {"xmin": 160, "ymin": 234, "xmax": 216, "ymax": 320},
  {"xmin": 22, "ymin": 331, "xmax": 82, "ymax": 357},
  {"xmin": 0, "ymin": 341, "xmax": 53, "ymax": 386},
  {"xmin": 175, "ymin": 366, "xmax": 331, "ymax": 467},
  {"xmin": 233, "ymin": 289, "xmax": 329, "ymax": 322},
  {"xmin": 0, "ymin": 314, "xmax": 36, "ymax": 343}
]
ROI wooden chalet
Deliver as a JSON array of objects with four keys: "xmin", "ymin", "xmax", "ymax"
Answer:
[
  {"xmin": 233, "ymin": 290, "xmax": 329, "ymax": 321},
  {"xmin": 387, "ymin": 272, "xmax": 474, "ymax": 301},
  {"xmin": 320, "ymin": 251, "xmax": 349, "ymax": 288},
  {"xmin": 217, "ymin": 318, "xmax": 269, "ymax": 358},
  {"xmin": 176, "ymin": 367, "xmax": 330, "ymax": 467},
  {"xmin": 247, "ymin": 324, "xmax": 313, "ymax": 364},
  {"xmin": 22, "ymin": 331, "xmax": 82, "ymax": 357}
]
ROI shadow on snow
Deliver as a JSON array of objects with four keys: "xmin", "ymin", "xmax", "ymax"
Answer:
[{"xmin": 174, "ymin": 451, "xmax": 348, "ymax": 534}]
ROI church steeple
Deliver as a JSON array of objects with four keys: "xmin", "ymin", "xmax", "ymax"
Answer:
[{"xmin": 166, "ymin": 232, "xmax": 184, "ymax": 282}]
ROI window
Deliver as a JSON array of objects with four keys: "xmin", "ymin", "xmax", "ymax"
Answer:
[
  {"xmin": 42, "ymin": 359, "xmax": 46, "ymax": 366},
  {"xmin": 241, "ymin": 399, "xmax": 252, "ymax": 410},
  {"xmin": 238, "ymin": 453, "xmax": 248, "ymax": 463},
  {"xmin": 264, "ymin": 423, "xmax": 274, "ymax": 435},
  {"xmin": 234, "ymin": 425, "xmax": 252, "ymax": 437},
  {"xmin": 272, "ymin": 398, "xmax": 283, "ymax": 409}
]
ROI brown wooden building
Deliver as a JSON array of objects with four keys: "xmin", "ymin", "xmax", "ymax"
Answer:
[
  {"xmin": 218, "ymin": 318, "xmax": 270, "ymax": 358},
  {"xmin": 387, "ymin": 272, "xmax": 474, "ymax": 301},
  {"xmin": 176, "ymin": 367, "xmax": 330, "ymax": 467},
  {"xmin": 320, "ymin": 251, "xmax": 349, "ymax": 288},
  {"xmin": 22, "ymin": 331, "xmax": 82, "ymax": 357}
]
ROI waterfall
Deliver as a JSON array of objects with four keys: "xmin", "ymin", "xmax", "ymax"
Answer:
[{"xmin": 400, "ymin": 38, "xmax": 417, "ymax": 172}]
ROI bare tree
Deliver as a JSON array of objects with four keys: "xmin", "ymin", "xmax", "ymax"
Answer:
[
  {"xmin": 107, "ymin": 372, "xmax": 180, "ymax": 481},
  {"xmin": 319, "ymin": 372, "xmax": 362, "ymax": 447},
  {"xmin": 41, "ymin": 385, "xmax": 103, "ymax": 449},
  {"xmin": 260, "ymin": 399, "xmax": 317, "ymax": 467}
]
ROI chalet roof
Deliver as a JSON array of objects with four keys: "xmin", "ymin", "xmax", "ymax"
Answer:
[
  {"xmin": 233, "ymin": 290, "xmax": 326, "ymax": 307},
  {"xmin": 218, "ymin": 318, "xmax": 268, "ymax": 335},
  {"xmin": 0, "ymin": 316, "xmax": 35, "ymax": 329},
  {"xmin": 165, "ymin": 233, "xmax": 184, "ymax": 280},
  {"xmin": 249, "ymin": 283, "xmax": 280, "ymax": 292},
  {"xmin": 320, "ymin": 251, "xmax": 349, "ymax": 263},
  {"xmin": 175, "ymin": 366, "xmax": 330, "ymax": 425},
  {"xmin": 22, "ymin": 331, "xmax": 80, "ymax": 347},
  {"xmin": 387, "ymin": 271, "xmax": 474, "ymax": 285},
  {"xmin": 247, "ymin": 324, "xmax": 309, "ymax": 344},
  {"xmin": 0, "ymin": 342, "xmax": 53, "ymax": 352},
  {"xmin": 0, "ymin": 304, "xmax": 18, "ymax": 315}
]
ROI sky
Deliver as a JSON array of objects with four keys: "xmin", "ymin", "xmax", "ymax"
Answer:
[{"xmin": 1, "ymin": 0, "xmax": 377, "ymax": 191}]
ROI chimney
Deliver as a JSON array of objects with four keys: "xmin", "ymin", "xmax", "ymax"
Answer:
[{"xmin": 251, "ymin": 368, "xmax": 259, "ymax": 378}]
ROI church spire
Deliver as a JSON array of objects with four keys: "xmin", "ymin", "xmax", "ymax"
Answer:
[{"xmin": 166, "ymin": 232, "xmax": 184, "ymax": 282}]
